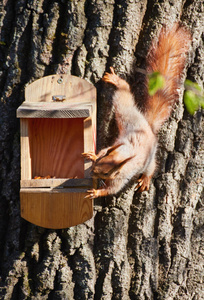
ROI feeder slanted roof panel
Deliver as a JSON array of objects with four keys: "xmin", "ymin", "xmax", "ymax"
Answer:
[{"xmin": 16, "ymin": 102, "xmax": 91, "ymax": 118}]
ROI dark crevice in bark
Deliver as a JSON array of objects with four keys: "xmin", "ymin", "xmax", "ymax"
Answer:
[
  {"xmin": 72, "ymin": 252, "xmax": 94, "ymax": 299},
  {"xmin": 153, "ymin": 181, "xmax": 171, "ymax": 290},
  {"xmin": 182, "ymin": 0, "xmax": 196, "ymax": 10},
  {"xmin": 44, "ymin": 2, "xmax": 68, "ymax": 75},
  {"xmin": 94, "ymin": 271, "xmax": 107, "ymax": 300},
  {"xmin": 0, "ymin": 3, "xmax": 15, "ymax": 96},
  {"xmin": 10, "ymin": 278, "xmax": 22, "ymax": 300},
  {"xmin": 164, "ymin": 153, "xmax": 174, "ymax": 173},
  {"xmin": 0, "ymin": 198, "xmax": 10, "ymax": 277},
  {"xmin": 106, "ymin": 1, "xmax": 129, "ymax": 72},
  {"xmin": 18, "ymin": 227, "xmax": 45, "ymax": 295},
  {"xmin": 17, "ymin": 12, "xmax": 33, "ymax": 90},
  {"xmin": 71, "ymin": 46, "xmax": 81, "ymax": 77},
  {"xmin": 83, "ymin": 0, "xmax": 104, "ymax": 82},
  {"xmin": 42, "ymin": 0, "xmax": 55, "ymax": 14},
  {"xmin": 195, "ymin": 191, "xmax": 204, "ymax": 211},
  {"xmin": 71, "ymin": 0, "xmax": 90, "ymax": 77},
  {"xmin": 48, "ymin": 269, "xmax": 59, "ymax": 300},
  {"xmin": 96, "ymin": 81, "xmax": 118, "ymax": 150},
  {"xmin": 19, "ymin": 220, "xmax": 30, "ymax": 254},
  {"xmin": 169, "ymin": 210, "xmax": 183, "ymax": 263},
  {"xmin": 93, "ymin": 207, "xmax": 120, "ymax": 299},
  {"xmin": 111, "ymin": 261, "xmax": 123, "ymax": 298},
  {"xmin": 134, "ymin": 1, "xmax": 157, "ymax": 63}
]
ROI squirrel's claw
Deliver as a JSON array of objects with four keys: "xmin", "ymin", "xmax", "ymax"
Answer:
[
  {"xmin": 136, "ymin": 174, "xmax": 151, "ymax": 193},
  {"xmin": 85, "ymin": 189, "xmax": 98, "ymax": 199}
]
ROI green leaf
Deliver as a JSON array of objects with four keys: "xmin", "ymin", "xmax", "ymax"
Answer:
[
  {"xmin": 184, "ymin": 90, "xmax": 200, "ymax": 115},
  {"xmin": 184, "ymin": 80, "xmax": 204, "ymax": 114},
  {"xmin": 148, "ymin": 71, "xmax": 165, "ymax": 96}
]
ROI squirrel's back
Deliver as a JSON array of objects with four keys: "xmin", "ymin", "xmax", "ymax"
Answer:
[{"xmin": 145, "ymin": 23, "xmax": 191, "ymax": 133}]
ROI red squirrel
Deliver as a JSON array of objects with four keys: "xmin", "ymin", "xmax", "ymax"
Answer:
[{"xmin": 82, "ymin": 23, "xmax": 191, "ymax": 198}]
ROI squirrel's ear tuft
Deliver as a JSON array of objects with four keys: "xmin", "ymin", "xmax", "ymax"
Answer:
[{"xmin": 106, "ymin": 143, "xmax": 124, "ymax": 156}]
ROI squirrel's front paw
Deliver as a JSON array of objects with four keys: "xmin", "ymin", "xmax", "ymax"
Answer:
[
  {"xmin": 136, "ymin": 174, "xmax": 151, "ymax": 193},
  {"xmin": 82, "ymin": 151, "xmax": 98, "ymax": 162},
  {"xmin": 85, "ymin": 189, "xmax": 98, "ymax": 199}
]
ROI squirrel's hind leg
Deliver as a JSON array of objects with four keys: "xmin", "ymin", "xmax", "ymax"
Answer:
[
  {"xmin": 136, "ymin": 154, "xmax": 156, "ymax": 192},
  {"xmin": 136, "ymin": 174, "xmax": 152, "ymax": 192}
]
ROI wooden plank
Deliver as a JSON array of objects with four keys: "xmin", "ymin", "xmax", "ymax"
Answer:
[
  {"xmin": 17, "ymin": 102, "xmax": 91, "ymax": 118},
  {"xmin": 21, "ymin": 178, "xmax": 93, "ymax": 188},
  {"xmin": 20, "ymin": 119, "xmax": 32, "ymax": 180},
  {"xmin": 83, "ymin": 117, "xmax": 94, "ymax": 177},
  {"xmin": 25, "ymin": 75, "xmax": 96, "ymax": 104},
  {"xmin": 28, "ymin": 118, "xmax": 85, "ymax": 179},
  {"xmin": 20, "ymin": 189, "xmax": 93, "ymax": 229}
]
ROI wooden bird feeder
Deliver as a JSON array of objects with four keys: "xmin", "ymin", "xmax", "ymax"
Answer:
[{"xmin": 17, "ymin": 75, "xmax": 96, "ymax": 229}]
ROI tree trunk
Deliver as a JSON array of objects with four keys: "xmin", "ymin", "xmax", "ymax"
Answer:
[{"xmin": 0, "ymin": 0, "xmax": 203, "ymax": 299}]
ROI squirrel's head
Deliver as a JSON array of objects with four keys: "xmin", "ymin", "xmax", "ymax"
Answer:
[
  {"xmin": 91, "ymin": 143, "xmax": 134, "ymax": 180},
  {"xmin": 92, "ymin": 159, "xmax": 119, "ymax": 179}
]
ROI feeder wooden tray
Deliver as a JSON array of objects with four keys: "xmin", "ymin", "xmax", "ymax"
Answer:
[{"xmin": 17, "ymin": 75, "xmax": 96, "ymax": 229}]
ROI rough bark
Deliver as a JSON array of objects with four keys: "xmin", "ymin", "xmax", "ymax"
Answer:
[{"xmin": 0, "ymin": 0, "xmax": 203, "ymax": 299}]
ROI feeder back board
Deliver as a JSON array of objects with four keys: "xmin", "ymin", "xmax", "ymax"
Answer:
[{"xmin": 17, "ymin": 74, "xmax": 96, "ymax": 229}]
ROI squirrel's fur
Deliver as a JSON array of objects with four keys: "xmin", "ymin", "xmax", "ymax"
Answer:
[
  {"xmin": 82, "ymin": 23, "xmax": 191, "ymax": 198},
  {"xmin": 145, "ymin": 23, "xmax": 191, "ymax": 133}
]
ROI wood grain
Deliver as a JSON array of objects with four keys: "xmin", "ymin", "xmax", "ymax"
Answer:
[
  {"xmin": 20, "ymin": 119, "xmax": 32, "ymax": 180},
  {"xmin": 24, "ymin": 74, "xmax": 96, "ymax": 103},
  {"xmin": 18, "ymin": 74, "xmax": 97, "ymax": 228},
  {"xmin": 17, "ymin": 102, "xmax": 91, "ymax": 119},
  {"xmin": 20, "ymin": 188, "xmax": 93, "ymax": 229},
  {"xmin": 28, "ymin": 118, "xmax": 84, "ymax": 179},
  {"xmin": 21, "ymin": 178, "xmax": 93, "ymax": 188}
]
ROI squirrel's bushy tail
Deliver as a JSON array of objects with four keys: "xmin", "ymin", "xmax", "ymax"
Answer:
[{"xmin": 145, "ymin": 23, "xmax": 191, "ymax": 133}]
